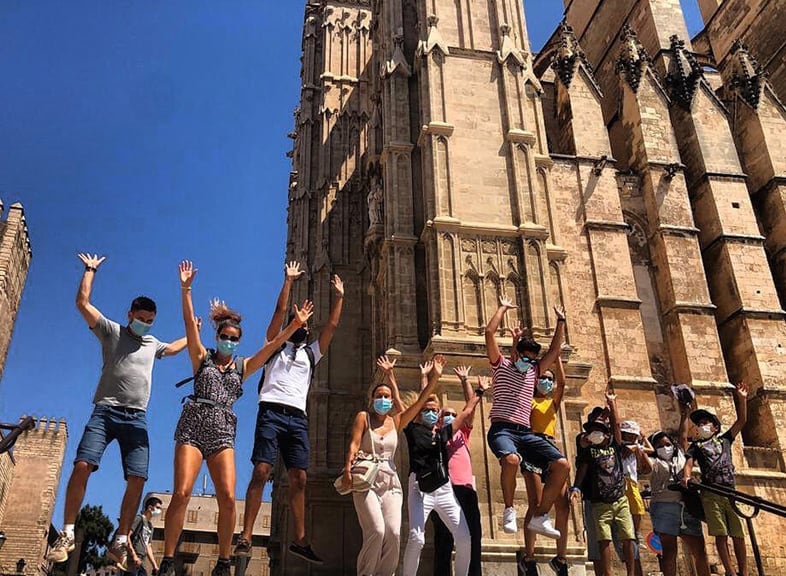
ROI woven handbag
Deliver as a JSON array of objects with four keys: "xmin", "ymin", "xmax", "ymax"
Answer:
[{"xmin": 335, "ymin": 413, "xmax": 381, "ymax": 495}]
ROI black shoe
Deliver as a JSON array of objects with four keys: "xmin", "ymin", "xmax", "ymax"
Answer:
[
  {"xmin": 520, "ymin": 557, "xmax": 538, "ymax": 576},
  {"xmin": 211, "ymin": 559, "xmax": 231, "ymax": 576},
  {"xmin": 549, "ymin": 556, "xmax": 568, "ymax": 576},
  {"xmin": 159, "ymin": 558, "xmax": 175, "ymax": 576},
  {"xmin": 233, "ymin": 536, "xmax": 251, "ymax": 557},
  {"xmin": 288, "ymin": 542, "xmax": 323, "ymax": 565}
]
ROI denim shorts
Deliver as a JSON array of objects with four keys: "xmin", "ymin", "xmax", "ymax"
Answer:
[
  {"xmin": 251, "ymin": 403, "xmax": 310, "ymax": 470},
  {"xmin": 487, "ymin": 421, "xmax": 564, "ymax": 474},
  {"xmin": 75, "ymin": 404, "xmax": 149, "ymax": 480},
  {"xmin": 650, "ymin": 501, "xmax": 703, "ymax": 537}
]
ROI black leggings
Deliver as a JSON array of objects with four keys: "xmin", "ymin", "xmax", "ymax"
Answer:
[{"xmin": 432, "ymin": 484, "xmax": 482, "ymax": 576}]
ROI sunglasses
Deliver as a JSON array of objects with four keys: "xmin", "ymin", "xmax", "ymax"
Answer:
[
  {"xmin": 219, "ymin": 334, "xmax": 240, "ymax": 342},
  {"xmin": 422, "ymin": 408, "xmax": 440, "ymax": 414},
  {"xmin": 443, "ymin": 412, "xmax": 457, "ymax": 418}
]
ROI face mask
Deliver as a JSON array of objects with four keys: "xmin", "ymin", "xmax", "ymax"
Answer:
[
  {"xmin": 290, "ymin": 327, "xmax": 308, "ymax": 344},
  {"xmin": 442, "ymin": 415, "xmax": 455, "ymax": 427},
  {"xmin": 151, "ymin": 508, "xmax": 162, "ymax": 516},
  {"xmin": 537, "ymin": 378, "xmax": 554, "ymax": 395},
  {"xmin": 421, "ymin": 410, "xmax": 439, "ymax": 427},
  {"xmin": 656, "ymin": 446, "xmax": 675, "ymax": 460},
  {"xmin": 373, "ymin": 398, "xmax": 392, "ymax": 415},
  {"xmin": 129, "ymin": 318, "xmax": 153, "ymax": 337},
  {"xmin": 216, "ymin": 339, "xmax": 238, "ymax": 356},
  {"xmin": 697, "ymin": 424, "xmax": 715, "ymax": 440},
  {"xmin": 514, "ymin": 357, "xmax": 535, "ymax": 373},
  {"xmin": 587, "ymin": 431, "xmax": 606, "ymax": 445}
]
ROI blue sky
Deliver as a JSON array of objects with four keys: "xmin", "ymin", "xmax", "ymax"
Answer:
[{"xmin": 0, "ymin": 1, "xmax": 702, "ymax": 531}]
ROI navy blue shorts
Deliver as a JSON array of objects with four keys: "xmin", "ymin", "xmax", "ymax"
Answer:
[
  {"xmin": 251, "ymin": 403, "xmax": 310, "ymax": 470},
  {"xmin": 75, "ymin": 404, "xmax": 149, "ymax": 480},
  {"xmin": 487, "ymin": 421, "xmax": 564, "ymax": 474}
]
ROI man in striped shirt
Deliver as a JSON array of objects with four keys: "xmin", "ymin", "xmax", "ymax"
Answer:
[{"xmin": 485, "ymin": 297, "xmax": 569, "ymax": 540}]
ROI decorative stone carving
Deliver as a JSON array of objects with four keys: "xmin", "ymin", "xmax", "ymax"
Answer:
[
  {"xmin": 551, "ymin": 20, "xmax": 598, "ymax": 90},
  {"xmin": 497, "ymin": 24, "xmax": 527, "ymax": 68},
  {"xmin": 729, "ymin": 40, "xmax": 766, "ymax": 109},
  {"xmin": 383, "ymin": 32, "xmax": 411, "ymax": 77},
  {"xmin": 501, "ymin": 240, "xmax": 519, "ymax": 256},
  {"xmin": 417, "ymin": 15, "xmax": 449, "ymax": 58},
  {"xmin": 367, "ymin": 179, "xmax": 384, "ymax": 228},
  {"xmin": 482, "ymin": 239, "xmax": 497, "ymax": 254},
  {"xmin": 616, "ymin": 25, "xmax": 650, "ymax": 93},
  {"xmin": 461, "ymin": 238, "xmax": 477, "ymax": 252},
  {"xmin": 665, "ymin": 35, "xmax": 704, "ymax": 109}
]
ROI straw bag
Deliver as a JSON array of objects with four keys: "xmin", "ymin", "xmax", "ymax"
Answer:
[{"xmin": 334, "ymin": 413, "xmax": 380, "ymax": 495}]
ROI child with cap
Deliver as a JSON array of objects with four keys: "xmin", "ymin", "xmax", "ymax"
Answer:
[
  {"xmin": 682, "ymin": 381, "xmax": 749, "ymax": 576},
  {"xmin": 619, "ymin": 420, "xmax": 650, "ymax": 576},
  {"xmin": 572, "ymin": 393, "xmax": 637, "ymax": 576}
]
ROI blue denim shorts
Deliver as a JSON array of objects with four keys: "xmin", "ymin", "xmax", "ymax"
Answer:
[
  {"xmin": 650, "ymin": 501, "xmax": 703, "ymax": 537},
  {"xmin": 75, "ymin": 404, "xmax": 149, "ymax": 480},
  {"xmin": 487, "ymin": 421, "xmax": 564, "ymax": 474},
  {"xmin": 251, "ymin": 403, "xmax": 310, "ymax": 470}
]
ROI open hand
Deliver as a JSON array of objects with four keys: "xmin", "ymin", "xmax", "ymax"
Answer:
[
  {"xmin": 179, "ymin": 260, "xmax": 198, "ymax": 287},
  {"xmin": 733, "ymin": 381, "xmax": 748, "ymax": 399},
  {"xmin": 570, "ymin": 489, "xmax": 581, "ymax": 503},
  {"xmin": 332, "ymin": 274, "xmax": 345, "ymax": 297},
  {"xmin": 433, "ymin": 354, "xmax": 447, "ymax": 376},
  {"xmin": 194, "ymin": 317, "xmax": 203, "ymax": 331},
  {"xmin": 78, "ymin": 253, "xmax": 106, "ymax": 270},
  {"xmin": 554, "ymin": 306, "xmax": 566, "ymax": 321},
  {"xmin": 377, "ymin": 355, "xmax": 397, "ymax": 373},
  {"xmin": 605, "ymin": 391, "xmax": 617, "ymax": 405},
  {"xmin": 477, "ymin": 375, "xmax": 491, "ymax": 393},
  {"xmin": 293, "ymin": 300, "xmax": 314, "ymax": 324},
  {"xmin": 285, "ymin": 261, "xmax": 305, "ymax": 280},
  {"xmin": 419, "ymin": 361, "xmax": 434, "ymax": 376},
  {"xmin": 499, "ymin": 296, "xmax": 518, "ymax": 310},
  {"xmin": 453, "ymin": 365, "xmax": 471, "ymax": 380}
]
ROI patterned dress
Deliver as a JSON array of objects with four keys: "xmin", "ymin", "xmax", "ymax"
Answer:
[{"xmin": 174, "ymin": 350, "xmax": 244, "ymax": 458}]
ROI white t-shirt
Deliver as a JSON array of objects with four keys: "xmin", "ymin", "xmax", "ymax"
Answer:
[
  {"xmin": 622, "ymin": 449, "xmax": 639, "ymax": 483},
  {"xmin": 258, "ymin": 341, "xmax": 322, "ymax": 412}
]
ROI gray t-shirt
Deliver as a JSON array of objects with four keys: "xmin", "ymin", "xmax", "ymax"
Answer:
[
  {"xmin": 91, "ymin": 315, "xmax": 167, "ymax": 410},
  {"xmin": 649, "ymin": 448, "xmax": 687, "ymax": 504},
  {"xmin": 130, "ymin": 514, "xmax": 153, "ymax": 559}
]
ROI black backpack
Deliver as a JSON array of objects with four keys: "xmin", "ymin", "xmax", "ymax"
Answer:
[{"xmin": 257, "ymin": 343, "xmax": 316, "ymax": 395}]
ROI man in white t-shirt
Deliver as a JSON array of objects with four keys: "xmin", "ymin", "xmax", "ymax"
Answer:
[{"xmin": 234, "ymin": 261, "xmax": 344, "ymax": 565}]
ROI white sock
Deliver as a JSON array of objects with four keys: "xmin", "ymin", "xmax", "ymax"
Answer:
[
  {"xmin": 64, "ymin": 524, "xmax": 75, "ymax": 538},
  {"xmin": 116, "ymin": 535, "xmax": 128, "ymax": 544}
]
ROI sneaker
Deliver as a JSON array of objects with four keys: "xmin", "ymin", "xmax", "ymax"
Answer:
[
  {"xmin": 47, "ymin": 532, "xmax": 75, "ymax": 563},
  {"xmin": 159, "ymin": 558, "xmax": 175, "ymax": 576},
  {"xmin": 233, "ymin": 536, "xmax": 252, "ymax": 557},
  {"xmin": 288, "ymin": 542, "xmax": 324, "ymax": 564},
  {"xmin": 107, "ymin": 540, "xmax": 129, "ymax": 572},
  {"xmin": 527, "ymin": 514, "xmax": 560, "ymax": 539},
  {"xmin": 502, "ymin": 506, "xmax": 518, "ymax": 534},
  {"xmin": 211, "ymin": 560, "xmax": 231, "ymax": 576},
  {"xmin": 549, "ymin": 555, "xmax": 569, "ymax": 576},
  {"xmin": 520, "ymin": 557, "xmax": 538, "ymax": 576}
]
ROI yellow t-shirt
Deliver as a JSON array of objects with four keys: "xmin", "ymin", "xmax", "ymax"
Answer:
[{"xmin": 530, "ymin": 397, "xmax": 556, "ymax": 437}]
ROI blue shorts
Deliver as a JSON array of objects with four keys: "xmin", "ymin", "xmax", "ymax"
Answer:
[
  {"xmin": 487, "ymin": 421, "xmax": 564, "ymax": 474},
  {"xmin": 650, "ymin": 501, "xmax": 703, "ymax": 538},
  {"xmin": 251, "ymin": 403, "xmax": 310, "ymax": 470},
  {"xmin": 75, "ymin": 404, "xmax": 149, "ymax": 480}
]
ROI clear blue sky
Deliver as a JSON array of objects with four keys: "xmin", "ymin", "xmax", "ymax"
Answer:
[{"xmin": 0, "ymin": 1, "xmax": 702, "ymax": 530}]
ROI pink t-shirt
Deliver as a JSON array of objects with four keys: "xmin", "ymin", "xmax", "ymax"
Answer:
[{"xmin": 447, "ymin": 424, "xmax": 474, "ymax": 489}]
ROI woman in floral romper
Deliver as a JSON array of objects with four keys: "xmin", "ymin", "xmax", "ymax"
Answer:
[{"xmin": 159, "ymin": 260, "xmax": 313, "ymax": 576}]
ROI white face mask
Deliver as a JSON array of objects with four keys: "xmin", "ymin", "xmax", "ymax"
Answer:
[
  {"xmin": 696, "ymin": 424, "xmax": 715, "ymax": 440},
  {"xmin": 656, "ymin": 445, "xmax": 674, "ymax": 460},
  {"xmin": 587, "ymin": 431, "xmax": 606, "ymax": 445},
  {"xmin": 151, "ymin": 508, "xmax": 162, "ymax": 516}
]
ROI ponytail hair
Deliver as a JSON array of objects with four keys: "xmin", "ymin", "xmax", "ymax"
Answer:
[{"xmin": 210, "ymin": 299, "xmax": 243, "ymax": 337}]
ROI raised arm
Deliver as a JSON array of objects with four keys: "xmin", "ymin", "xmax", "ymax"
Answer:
[
  {"xmin": 634, "ymin": 442, "xmax": 652, "ymax": 475},
  {"xmin": 677, "ymin": 401, "xmax": 691, "ymax": 453},
  {"xmin": 340, "ymin": 411, "xmax": 368, "ymax": 491},
  {"xmin": 485, "ymin": 297, "xmax": 517, "ymax": 365},
  {"xmin": 377, "ymin": 355, "xmax": 404, "ymax": 415},
  {"xmin": 682, "ymin": 457, "xmax": 694, "ymax": 488},
  {"xmin": 398, "ymin": 355, "xmax": 446, "ymax": 430},
  {"xmin": 245, "ymin": 301, "xmax": 314, "ymax": 378},
  {"xmin": 453, "ymin": 366, "xmax": 476, "ymax": 427},
  {"xmin": 451, "ymin": 375, "xmax": 488, "ymax": 432},
  {"xmin": 161, "ymin": 333, "xmax": 191, "ymax": 358},
  {"xmin": 727, "ymin": 381, "xmax": 748, "ymax": 438},
  {"xmin": 179, "ymin": 260, "xmax": 207, "ymax": 372},
  {"xmin": 75, "ymin": 253, "xmax": 107, "ymax": 327},
  {"xmin": 266, "ymin": 261, "xmax": 304, "ymax": 342},
  {"xmin": 318, "ymin": 275, "xmax": 345, "ymax": 353},
  {"xmin": 537, "ymin": 306, "xmax": 566, "ymax": 375},
  {"xmin": 552, "ymin": 356, "xmax": 567, "ymax": 408},
  {"xmin": 607, "ymin": 391, "xmax": 622, "ymax": 445}
]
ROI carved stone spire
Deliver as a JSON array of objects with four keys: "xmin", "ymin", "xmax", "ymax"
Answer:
[
  {"xmin": 729, "ymin": 40, "xmax": 766, "ymax": 109},
  {"xmin": 383, "ymin": 32, "xmax": 411, "ymax": 77},
  {"xmin": 417, "ymin": 14, "xmax": 449, "ymax": 57},
  {"xmin": 665, "ymin": 35, "xmax": 704, "ymax": 109},
  {"xmin": 615, "ymin": 25, "xmax": 651, "ymax": 93},
  {"xmin": 551, "ymin": 19, "xmax": 598, "ymax": 90},
  {"xmin": 497, "ymin": 23, "xmax": 527, "ymax": 67}
]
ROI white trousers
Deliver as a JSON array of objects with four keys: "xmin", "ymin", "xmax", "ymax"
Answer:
[
  {"xmin": 352, "ymin": 473, "xmax": 402, "ymax": 576},
  {"xmin": 402, "ymin": 473, "xmax": 471, "ymax": 576}
]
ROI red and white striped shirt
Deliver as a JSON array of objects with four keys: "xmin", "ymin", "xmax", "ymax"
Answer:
[{"xmin": 489, "ymin": 355, "xmax": 537, "ymax": 427}]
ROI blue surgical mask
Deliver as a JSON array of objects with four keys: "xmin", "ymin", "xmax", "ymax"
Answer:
[
  {"xmin": 514, "ymin": 357, "xmax": 535, "ymax": 373},
  {"xmin": 442, "ymin": 415, "xmax": 455, "ymax": 427},
  {"xmin": 373, "ymin": 398, "xmax": 393, "ymax": 415},
  {"xmin": 537, "ymin": 378, "xmax": 554, "ymax": 395},
  {"xmin": 129, "ymin": 318, "xmax": 153, "ymax": 337},
  {"xmin": 216, "ymin": 339, "xmax": 238, "ymax": 356},
  {"xmin": 421, "ymin": 410, "xmax": 439, "ymax": 427}
]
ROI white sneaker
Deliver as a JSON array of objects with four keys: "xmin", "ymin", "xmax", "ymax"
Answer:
[
  {"xmin": 502, "ymin": 506, "xmax": 517, "ymax": 533},
  {"xmin": 527, "ymin": 514, "xmax": 560, "ymax": 539}
]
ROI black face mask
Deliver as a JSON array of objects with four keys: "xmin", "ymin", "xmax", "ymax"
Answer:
[{"xmin": 290, "ymin": 327, "xmax": 308, "ymax": 344}]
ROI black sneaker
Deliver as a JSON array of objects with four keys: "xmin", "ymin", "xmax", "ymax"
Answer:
[
  {"xmin": 233, "ymin": 536, "xmax": 251, "ymax": 557},
  {"xmin": 520, "ymin": 557, "xmax": 538, "ymax": 576},
  {"xmin": 288, "ymin": 542, "xmax": 324, "ymax": 564},
  {"xmin": 211, "ymin": 559, "xmax": 231, "ymax": 576},
  {"xmin": 159, "ymin": 558, "xmax": 175, "ymax": 576},
  {"xmin": 549, "ymin": 556, "xmax": 569, "ymax": 576}
]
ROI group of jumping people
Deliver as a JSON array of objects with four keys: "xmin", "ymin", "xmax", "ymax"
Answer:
[{"xmin": 47, "ymin": 255, "xmax": 750, "ymax": 576}]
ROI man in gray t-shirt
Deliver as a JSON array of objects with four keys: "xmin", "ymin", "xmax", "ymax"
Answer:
[{"xmin": 47, "ymin": 253, "xmax": 187, "ymax": 570}]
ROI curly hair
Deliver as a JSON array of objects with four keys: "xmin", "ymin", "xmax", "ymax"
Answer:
[{"xmin": 210, "ymin": 301, "xmax": 243, "ymax": 336}]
